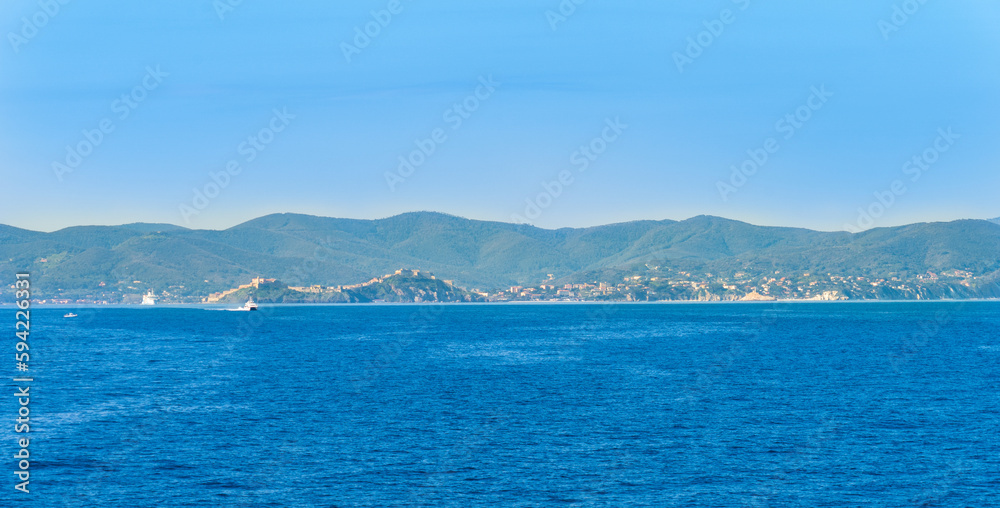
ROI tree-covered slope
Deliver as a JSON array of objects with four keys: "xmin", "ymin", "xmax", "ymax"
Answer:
[{"xmin": 2, "ymin": 212, "xmax": 999, "ymax": 298}]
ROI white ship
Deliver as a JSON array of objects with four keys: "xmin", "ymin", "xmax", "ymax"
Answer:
[
  {"xmin": 240, "ymin": 297, "xmax": 258, "ymax": 311},
  {"xmin": 141, "ymin": 290, "xmax": 156, "ymax": 306}
]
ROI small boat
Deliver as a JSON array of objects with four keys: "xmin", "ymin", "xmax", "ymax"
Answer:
[
  {"xmin": 240, "ymin": 297, "xmax": 258, "ymax": 311},
  {"xmin": 64, "ymin": 313, "xmax": 78, "ymax": 318}
]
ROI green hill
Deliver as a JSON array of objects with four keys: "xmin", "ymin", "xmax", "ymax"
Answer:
[
  {"xmin": 2, "ymin": 212, "xmax": 999, "ymax": 301},
  {"xmin": 215, "ymin": 271, "xmax": 483, "ymax": 304}
]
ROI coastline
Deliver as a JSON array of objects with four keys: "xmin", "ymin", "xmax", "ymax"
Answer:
[{"xmin": 9, "ymin": 298, "xmax": 1000, "ymax": 308}]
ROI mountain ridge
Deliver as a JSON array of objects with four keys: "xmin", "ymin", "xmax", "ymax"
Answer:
[
  {"xmin": 7, "ymin": 211, "xmax": 990, "ymax": 235},
  {"xmin": 2, "ymin": 212, "xmax": 999, "ymax": 300}
]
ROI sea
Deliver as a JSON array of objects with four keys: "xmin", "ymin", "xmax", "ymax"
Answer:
[{"xmin": 4, "ymin": 302, "xmax": 999, "ymax": 507}]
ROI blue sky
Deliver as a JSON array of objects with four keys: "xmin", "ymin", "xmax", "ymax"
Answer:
[{"xmin": 1, "ymin": 0, "xmax": 998, "ymax": 232}]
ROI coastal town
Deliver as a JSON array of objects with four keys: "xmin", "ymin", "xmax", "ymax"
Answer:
[
  {"xmin": 12, "ymin": 265, "xmax": 991, "ymax": 305},
  {"xmin": 482, "ymin": 266, "xmax": 982, "ymax": 302}
]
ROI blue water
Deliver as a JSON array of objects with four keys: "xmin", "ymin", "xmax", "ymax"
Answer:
[{"xmin": 5, "ymin": 302, "xmax": 999, "ymax": 506}]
